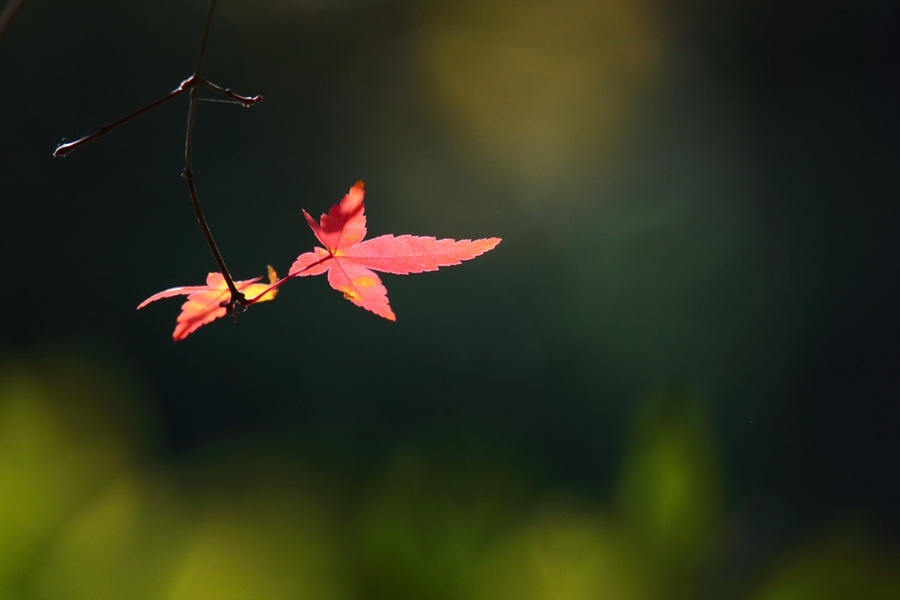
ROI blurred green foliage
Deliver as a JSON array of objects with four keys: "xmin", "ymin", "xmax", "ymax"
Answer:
[
  {"xmin": 614, "ymin": 386, "xmax": 724, "ymax": 591},
  {"xmin": 2, "ymin": 350, "xmax": 897, "ymax": 599},
  {"xmin": 0, "ymin": 353, "xmax": 141, "ymax": 598},
  {"xmin": 356, "ymin": 448, "xmax": 527, "ymax": 599},
  {"xmin": 749, "ymin": 530, "xmax": 900, "ymax": 600}
]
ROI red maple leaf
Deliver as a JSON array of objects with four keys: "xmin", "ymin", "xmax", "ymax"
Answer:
[
  {"xmin": 289, "ymin": 181, "xmax": 500, "ymax": 320},
  {"xmin": 137, "ymin": 267, "xmax": 278, "ymax": 341}
]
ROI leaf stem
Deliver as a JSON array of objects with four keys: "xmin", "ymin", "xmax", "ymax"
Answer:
[{"xmin": 243, "ymin": 257, "xmax": 332, "ymax": 305}]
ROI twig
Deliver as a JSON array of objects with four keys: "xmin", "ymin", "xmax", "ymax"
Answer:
[
  {"xmin": 0, "ymin": 0, "xmax": 27, "ymax": 42},
  {"xmin": 52, "ymin": 76, "xmax": 260, "ymax": 157},
  {"xmin": 183, "ymin": 76, "xmax": 245, "ymax": 308},
  {"xmin": 53, "ymin": 83, "xmax": 187, "ymax": 157},
  {"xmin": 202, "ymin": 80, "xmax": 262, "ymax": 107},
  {"xmin": 182, "ymin": 0, "xmax": 245, "ymax": 310},
  {"xmin": 192, "ymin": 0, "xmax": 217, "ymax": 76},
  {"xmin": 53, "ymin": 0, "xmax": 263, "ymax": 312}
]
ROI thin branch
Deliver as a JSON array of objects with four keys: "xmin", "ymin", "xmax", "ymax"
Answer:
[
  {"xmin": 52, "ymin": 76, "xmax": 261, "ymax": 158},
  {"xmin": 53, "ymin": 83, "xmax": 187, "ymax": 157},
  {"xmin": 183, "ymin": 81, "xmax": 244, "ymax": 306},
  {"xmin": 196, "ymin": 96, "xmax": 248, "ymax": 105},
  {"xmin": 179, "ymin": 0, "xmax": 245, "ymax": 310},
  {"xmin": 53, "ymin": 0, "xmax": 264, "ymax": 312},
  {"xmin": 0, "ymin": 0, "xmax": 27, "ymax": 42},
  {"xmin": 193, "ymin": 0, "xmax": 218, "ymax": 76},
  {"xmin": 202, "ymin": 80, "xmax": 263, "ymax": 107}
]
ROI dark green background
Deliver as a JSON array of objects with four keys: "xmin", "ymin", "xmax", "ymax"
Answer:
[{"xmin": 1, "ymin": 0, "xmax": 898, "ymax": 597}]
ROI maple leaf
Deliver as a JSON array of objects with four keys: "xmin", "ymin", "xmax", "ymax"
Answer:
[
  {"xmin": 138, "ymin": 266, "xmax": 278, "ymax": 341},
  {"xmin": 289, "ymin": 181, "xmax": 500, "ymax": 320}
]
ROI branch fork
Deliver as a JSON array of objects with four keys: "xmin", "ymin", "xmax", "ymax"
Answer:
[{"xmin": 53, "ymin": 0, "xmax": 260, "ymax": 311}]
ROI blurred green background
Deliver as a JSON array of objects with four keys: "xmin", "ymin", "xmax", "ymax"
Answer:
[{"xmin": 1, "ymin": 0, "xmax": 898, "ymax": 598}]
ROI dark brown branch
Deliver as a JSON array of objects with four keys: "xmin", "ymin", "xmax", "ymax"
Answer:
[
  {"xmin": 52, "ymin": 76, "xmax": 261, "ymax": 158},
  {"xmin": 52, "ymin": 0, "xmax": 263, "ymax": 311},
  {"xmin": 193, "ymin": 0, "xmax": 218, "ymax": 76},
  {"xmin": 53, "ymin": 83, "xmax": 187, "ymax": 157},
  {"xmin": 180, "ymin": 0, "xmax": 245, "ymax": 310},
  {"xmin": 182, "ymin": 80, "xmax": 244, "ymax": 307},
  {"xmin": 202, "ymin": 80, "xmax": 263, "ymax": 107}
]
